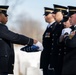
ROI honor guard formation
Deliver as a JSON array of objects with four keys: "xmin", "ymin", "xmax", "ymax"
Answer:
[{"xmin": 40, "ymin": 4, "xmax": 76, "ymax": 75}]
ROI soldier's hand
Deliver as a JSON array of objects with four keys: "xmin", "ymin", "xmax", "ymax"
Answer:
[
  {"xmin": 34, "ymin": 41, "xmax": 43, "ymax": 51},
  {"xmin": 69, "ymin": 31, "xmax": 75, "ymax": 39},
  {"xmin": 33, "ymin": 39, "xmax": 38, "ymax": 44}
]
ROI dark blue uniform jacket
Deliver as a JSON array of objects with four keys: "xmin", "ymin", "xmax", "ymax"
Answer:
[{"xmin": 0, "ymin": 23, "xmax": 33, "ymax": 74}]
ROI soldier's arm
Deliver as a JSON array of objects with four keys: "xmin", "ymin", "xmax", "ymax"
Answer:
[{"xmin": 0, "ymin": 25, "xmax": 37, "ymax": 45}]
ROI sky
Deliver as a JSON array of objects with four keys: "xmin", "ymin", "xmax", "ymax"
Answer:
[
  {"xmin": 21, "ymin": 0, "xmax": 76, "ymax": 21},
  {"xmin": 0, "ymin": 0, "xmax": 76, "ymax": 29},
  {"xmin": 14, "ymin": 0, "xmax": 76, "ymax": 28},
  {"xmin": 22, "ymin": 0, "xmax": 76, "ymax": 19}
]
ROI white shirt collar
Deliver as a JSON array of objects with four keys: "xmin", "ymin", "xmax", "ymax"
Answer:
[{"xmin": 49, "ymin": 21, "xmax": 55, "ymax": 25}]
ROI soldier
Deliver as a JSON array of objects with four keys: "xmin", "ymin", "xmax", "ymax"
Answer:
[
  {"xmin": 47, "ymin": 4, "xmax": 68, "ymax": 75},
  {"xmin": 59, "ymin": 14, "xmax": 72, "ymax": 42},
  {"xmin": 0, "ymin": 5, "xmax": 38, "ymax": 75},
  {"xmin": 53, "ymin": 4, "xmax": 68, "ymax": 23},
  {"xmin": 40, "ymin": 4, "xmax": 67, "ymax": 75},
  {"xmin": 40, "ymin": 7, "xmax": 56, "ymax": 75},
  {"xmin": 62, "ymin": 6, "xmax": 76, "ymax": 75}
]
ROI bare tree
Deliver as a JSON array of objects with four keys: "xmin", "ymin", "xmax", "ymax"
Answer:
[{"xmin": 15, "ymin": 13, "xmax": 44, "ymax": 42}]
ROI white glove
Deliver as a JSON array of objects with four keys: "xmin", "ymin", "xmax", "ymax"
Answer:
[
  {"xmin": 34, "ymin": 41, "xmax": 43, "ymax": 51},
  {"xmin": 61, "ymin": 28, "xmax": 72, "ymax": 35}
]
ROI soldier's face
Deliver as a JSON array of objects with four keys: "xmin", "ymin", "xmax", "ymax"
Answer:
[
  {"xmin": 54, "ymin": 11, "xmax": 63, "ymax": 22},
  {"xmin": 63, "ymin": 19, "xmax": 71, "ymax": 28},
  {"xmin": 0, "ymin": 13, "xmax": 8, "ymax": 24},
  {"xmin": 44, "ymin": 14, "xmax": 54, "ymax": 23},
  {"xmin": 69, "ymin": 14, "xmax": 76, "ymax": 25}
]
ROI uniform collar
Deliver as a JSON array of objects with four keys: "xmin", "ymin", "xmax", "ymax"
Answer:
[
  {"xmin": 49, "ymin": 21, "xmax": 55, "ymax": 25},
  {"xmin": 47, "ymin": 21, "xmax": 55, "ymax": 28}
]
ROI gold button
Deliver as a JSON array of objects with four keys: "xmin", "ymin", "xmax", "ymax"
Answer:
[
  {"xmin": 59, "ymin": 49, "xmax": 61, "ymax": 51},
  {"xmin": 5, "ymin": 55, "xmax": 7, "ymax": 57},
  {"xmin": 64, "ymin": 47, "xmax": 66, "ymax": 49},
  {"xmin": 50, "ymin": 53, "xmax": 52, "ymax": 55},
  {"xmin": 51, "ymin": 48, "xmax": 53, "ymax": 50},
  {"xmin": 52, "ymin": 34, "xmax": 54, "ymax": 36},
  {"xmin": 64, "ymin": 52, "xmax": 66, "ymax": 54},
  {"xmin": 58, "ymin": 53, "xmax": 60, "ymax": 55},
  {"xmin": 50, "ymin": 26, "xmax": 52, "ymax": 28},
  {"xmin": 52, "ymin": 43, "xmax": 53, "ymax": 45}
]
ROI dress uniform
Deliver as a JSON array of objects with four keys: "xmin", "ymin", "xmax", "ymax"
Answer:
[
  {"xmin": 40, "ymin": 21, "xmax": 64, "ymax": 75},
  {"xmin": 40, "ymin": 6, "xmax": 65, "ymax": 75},
  {"xmin": 0, "ymin": 5, "xmax": 34, "ymax": 74},
  {"xmin": 62, "ymin": 6, "xmax": 76, "ymax": 75},
  {"xmin": 49, "ymin": 5, "xmax": 68, "ymax": 75},
  {"xmin": 40, "ymin": 7, "xmax": 56, "ymax": 75},
  {"xmin": 54, "ymin": 4, "xmax": 68, "ymax": 75},
  {"xmin": 59, "ymin": 9, "xmax": 72, "ymax": 57}
]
